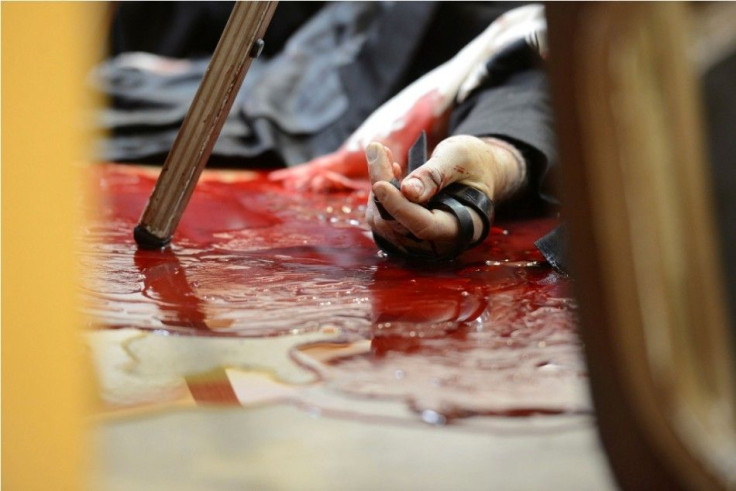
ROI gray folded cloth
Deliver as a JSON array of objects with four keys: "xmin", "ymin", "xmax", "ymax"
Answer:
[{"xmin": 91, "ymin": 2, "xmax": 437, "ymax": 166}]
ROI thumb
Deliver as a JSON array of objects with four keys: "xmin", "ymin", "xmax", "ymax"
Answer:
[{"xmin": 400, "ymin": 141, "xmax": 463, "ymax": 203}]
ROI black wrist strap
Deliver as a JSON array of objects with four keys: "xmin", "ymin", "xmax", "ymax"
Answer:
[
  {"xmin": 439, "ymin": 183, "xmax": 494, "ymax": 247},
  {"xmin": 428, "ymin": 193, "xmax": 475, "ymax": 258}
]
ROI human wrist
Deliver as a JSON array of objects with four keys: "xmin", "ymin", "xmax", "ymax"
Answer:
[{"xmin": 480, "ymin": 136, "xmax": 528, "ymax": 201}]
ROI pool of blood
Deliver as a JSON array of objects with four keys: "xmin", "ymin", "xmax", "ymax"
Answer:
[{"xmin": 82, "ymin": 163, "xmax": 587, "ymax": 420}]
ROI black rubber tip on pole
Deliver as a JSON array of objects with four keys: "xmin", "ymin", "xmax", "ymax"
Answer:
[{"xmin": 134, "ymin": 225, "xmax": 171, "ymax": 250}]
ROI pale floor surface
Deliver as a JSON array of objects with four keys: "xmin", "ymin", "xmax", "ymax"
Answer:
[{"xmin": 90, "ymin": 405, "xmax": 618, "ymax": 491}]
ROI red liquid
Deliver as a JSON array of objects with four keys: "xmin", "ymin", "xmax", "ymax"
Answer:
[{"xmin": 82, "ymin": 164, "xmax": 587, "ymax": 421}]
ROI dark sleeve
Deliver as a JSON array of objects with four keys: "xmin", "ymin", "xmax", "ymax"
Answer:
[
  {"xmin": 450, "ymin": 68, "xmax": 555, "ymax": 165},
  {"xmin": 448, "ymin": 46, "xmax": 558, "ymax": 208}
]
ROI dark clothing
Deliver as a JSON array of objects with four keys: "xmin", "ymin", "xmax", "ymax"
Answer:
[{"xmin": 110, "ymin": 1, "xmax": 237, "ymax": 59}]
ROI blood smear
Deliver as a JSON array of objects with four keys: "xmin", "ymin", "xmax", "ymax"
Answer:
[{"xmin": 81, "ymin": 164, "xmax": 589, "ymax": 422}]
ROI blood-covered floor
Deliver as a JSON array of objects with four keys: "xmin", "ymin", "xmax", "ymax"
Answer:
[{"xmin": 82, "ymin": 163, "xmax": 616, "ymax": 490}]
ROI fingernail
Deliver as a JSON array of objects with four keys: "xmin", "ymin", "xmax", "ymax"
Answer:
[
  {"xmin": 366, "ymin": 143, "xmax": 379, "ymax": 163},
  {"xmin": 404, "ymin": 177, "xmax": 424, "ymax": 197}
]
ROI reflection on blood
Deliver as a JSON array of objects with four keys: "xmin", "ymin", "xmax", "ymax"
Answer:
[{"xmin": 82, "ymin": 164, "xmax": 588, "ymax": 423}]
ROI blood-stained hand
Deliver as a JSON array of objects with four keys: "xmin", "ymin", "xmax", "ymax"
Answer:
[{"xmin": 365, "ymin": 135, "xmax": 527, "ymax": 259}]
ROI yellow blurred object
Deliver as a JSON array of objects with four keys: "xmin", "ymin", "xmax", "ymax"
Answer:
[{"xmin": 2, "ymin": 3, "xmax": 104, "ymax": 489}]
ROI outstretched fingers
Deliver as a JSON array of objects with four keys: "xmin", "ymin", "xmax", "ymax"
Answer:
[{"xmin": 269, "ymin": 149, "xmax": 370, "ymax": 192}]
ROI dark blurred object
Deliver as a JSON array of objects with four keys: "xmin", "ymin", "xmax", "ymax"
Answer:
[
  {"xmin": 702, "ymin": 51, "xmax": 736, "ymax": 324},
  {"xmin": 547, "ymin": 3, "xmax": 736, "ymax": 490},
  {"xmin": 110, "ymin": 2, "xmax": 236, "ymax": 58},
  {"xmin": 109, "ymin": 2, "xmax": 326, "ymax": 59}
]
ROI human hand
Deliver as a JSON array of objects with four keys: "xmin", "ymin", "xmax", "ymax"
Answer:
[{"xmin": 365, "ymin": 135, "xmax": 526, "ymax": 259}]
